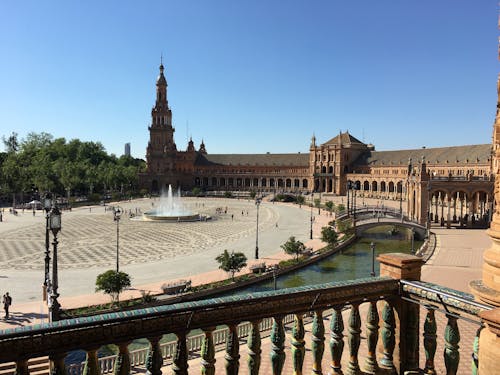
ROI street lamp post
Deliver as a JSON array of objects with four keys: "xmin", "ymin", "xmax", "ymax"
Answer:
[
  {"xmin": 310, "ymin": 192, "xmax": 314, "ymax": 240},
  {"xmin": 318, "ymin": 192, "xmax": 321, "ymax": 215},
  {"xmin": 114, "ymin": 206, "xmax": 123, "ymax": 273},
  {"xmin": 48, "ymin": 206, "xmax": 62, "ymax": 322},
  {"xmin": 255, "ymin": 197, "xmax": 261, "ymax": 259},
  {"xmin": 370, "ymin": 242, "xmax": 376, "ymax": 277},
  {"xmin": 346, "ymin": 181, "xmax": 350, "ymax": 216},
  {"xmin": 42, "ymin": 193, "xmax": 52, "ymax": 301},
  {"xmin": 399, "ymin": 184, "xmax": 403, "ymax": 218}
]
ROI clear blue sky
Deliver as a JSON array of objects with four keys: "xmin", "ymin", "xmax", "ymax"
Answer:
[{"xmin": 0, "ymin": 1, "xmax": 498, "ymax": 159}]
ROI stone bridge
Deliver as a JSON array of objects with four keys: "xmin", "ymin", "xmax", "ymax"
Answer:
[{"xmin": 337, "ymin": 205, "xmax": 428, "ymax": 239}]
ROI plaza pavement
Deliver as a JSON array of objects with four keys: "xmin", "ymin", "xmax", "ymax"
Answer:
[
  {"xmin": 0, "ymin": 197, "xmax": 490, "ymax": 374},
  {"xmin": 0, "ymin": 196, "xmax": 330, "ymax": 328}
]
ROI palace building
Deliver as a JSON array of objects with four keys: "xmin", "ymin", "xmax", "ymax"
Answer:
[{"xmin": 139, "ymin": 63, "xmax": 494, "ymax": 227}]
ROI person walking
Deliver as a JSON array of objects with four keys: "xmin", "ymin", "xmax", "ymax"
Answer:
[{"xmin": 2, "ymin": 292, "xmax": 12, "ymax": 319}]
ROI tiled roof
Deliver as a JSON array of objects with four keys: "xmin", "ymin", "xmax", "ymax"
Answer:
[
  {"xmin": 195, "ymin": 153, "xmax": 309, "ymax": 167},
  {"xmin": 323, "ymin": 131, "xmax": 365, "ymax": 146},
  {"xmin": 355, "ymin": 144, "xmax": 491, "ymax": 167}
]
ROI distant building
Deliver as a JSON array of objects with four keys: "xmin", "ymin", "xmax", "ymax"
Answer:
[
  {"xmin": 124, "ymin": 143, "xmax": 131, "ymax": 157},
  {"xmin": 139, "ymin": 63, "xmax": 493, "ymax": 227}
]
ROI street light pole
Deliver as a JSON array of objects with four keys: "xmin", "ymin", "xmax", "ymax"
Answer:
[
  {"xmin": 42, "ymin": 193, "xmax": 52, "ymax": 301},
  {"xmin": 255, "ymin": 198, "xmax": 261, "ymax": 259},
  {"xmin": 114, "ymin": 207, "xmax": 123, "ymax": 273},
  {"xmin": 48, "ymin": 206, "xmax": 61, "ymax": 322},
  {"xmin": 310, "ymin": 192, "xmax": 314, "ymax": 240},
  {"xmin": 346, "ymin": 182, "xmax": 350, "ymax": 217},
  {"xmin": 370, "ymin": 242, "xmax": 376, "ymax": 277}
]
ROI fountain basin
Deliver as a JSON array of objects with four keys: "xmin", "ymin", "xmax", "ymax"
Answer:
[{"xmin": 143, "ymin": 210, "xmax": 202, "ymax": 222}]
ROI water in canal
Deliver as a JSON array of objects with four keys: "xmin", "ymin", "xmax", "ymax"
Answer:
[{"xmin": 234, "ymin": 224, "xmax": 422, "ymax": 293}]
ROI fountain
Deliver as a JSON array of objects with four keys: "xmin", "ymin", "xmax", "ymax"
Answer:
[{"xmin": 143, "ymin": 185, "xmax": 204, "ymax": 222}]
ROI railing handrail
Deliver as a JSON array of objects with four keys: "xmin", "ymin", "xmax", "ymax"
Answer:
[
  {"xmin": 0, "ymin": 277, "xmax": 399, "ymax": 362},
  {"xmin": 401, "ymin": 279, "xmax": 493, "ymax": 315},
  {"xmin": 67, "ymin": 314, "xmax": 298, "ymax": 375}
]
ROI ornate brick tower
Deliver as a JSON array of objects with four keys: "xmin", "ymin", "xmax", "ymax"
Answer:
[
  {"xmin": 140, "ymin": 62, "xmax": 186, "ymax": 192},
  {"xmin": 470, "ymin": 76, "xmax": 500, "ymax": 306},
  {"xmin": 146, "ymin": 62, "xmax": 176, "ymax": 160}
]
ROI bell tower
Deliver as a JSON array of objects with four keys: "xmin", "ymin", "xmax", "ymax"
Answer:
[{"xmin": 146, "ymin": 61, "xmax": 177, "ymax": 171}]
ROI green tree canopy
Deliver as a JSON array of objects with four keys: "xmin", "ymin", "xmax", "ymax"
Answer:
[
  {"xmin": 295, "ymin": 195, "xmax": 305, "ymax": 206},
  {"xmin": 325, "ymin": 201, "xmax": 335, "ymax": 213},
  {"xmin": 336, "ymin": 218, "xmax": 354, "ymax": 236},
  {"xmin": 215, "ymin": 250, "xmax": 248, "ymax": 280},
  {"xmin": 280, "ymin": 236, "xmax": 306, "ymax": 262},
  {"xmin": 0, "ymin": 132, "xmax": 145, "ymax": 200},
  {"xmin": 95, "ymin": 270, "xmax": 131, "ymax": 303},
  {"xmin": 321, "ymin": 226, "xmax": 339, "ymax": 248}
]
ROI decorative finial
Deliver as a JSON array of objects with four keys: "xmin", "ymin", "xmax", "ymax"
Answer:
[{"xmin": 161, "ymin": 53, "xmax": 163, "ymax": 65}]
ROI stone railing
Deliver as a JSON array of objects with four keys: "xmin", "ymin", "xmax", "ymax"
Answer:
[
  {"xmin": 1, "ymin": 253, "xmax": 500, "ymax": 374},
  {"xmin": 0, "ymin": 277, "xmax": 400, "ymax": 375},
  {"xmin": 67, "ymin": 314, "xmax": 297, "ymax": 375}
]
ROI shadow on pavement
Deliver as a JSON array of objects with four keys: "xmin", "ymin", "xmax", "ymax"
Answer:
[{"xmin": 1, "ymin": 311, "xmax": 46, "ymax": 327}]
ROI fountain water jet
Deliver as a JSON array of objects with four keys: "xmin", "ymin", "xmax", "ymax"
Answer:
[{"xmin": 143, "ymin": 185, "xmax": 203, "ymax": 222}]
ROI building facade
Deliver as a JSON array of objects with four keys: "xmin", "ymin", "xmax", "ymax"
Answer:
[{"xmin": 139, "ymin": 64, "xmax": 494, "ymax": 226}]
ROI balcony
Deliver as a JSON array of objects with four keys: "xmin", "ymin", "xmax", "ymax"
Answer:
[{"xmin": 0, "ymin": 253, "xmax": 497, "ymax": 375}]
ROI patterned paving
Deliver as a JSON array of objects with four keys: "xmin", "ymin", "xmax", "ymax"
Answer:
[{"xmin": 0, "ymin": 199, "xmax": 278, "ymax": 271}]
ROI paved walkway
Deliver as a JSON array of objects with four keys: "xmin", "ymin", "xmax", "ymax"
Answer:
[
  {"xmin": 0, "ymin": 197, "xmax": 331, "ymax": 329},
  {"xmin": 0, "ymin": 196, "xmax": 490, "ymax": 374}
]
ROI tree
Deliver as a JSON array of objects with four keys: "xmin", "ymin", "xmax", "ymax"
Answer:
[
  {"xmin": 336, "ymin": 218, "xmax": 353, "ymax": 235},
  {"xmin": 335, "ymin": 204, "xmax": 346, "ymax": 214},
  {"xmin": 215, "ymin": 250, "xmax": 247, "ymax": 280},
  {"xmin": 325, "ymin": 201, "xmax": 335, "ymax": 214},
  {"xmin": 95, "ymin": 270, "xmax": 131, "ymax": 303},
  {"xmin": 314, "ymin": 198, "xmax": 321, "ymax": 214},
  {"xmin": 280, "ymin": 236, "xmax": 306, "ymax": 262},
  {"xmin": 321, "ymin": 226, "xmax": 339, "ymax": 248},
  {"xmin": 295, "ymin": 195, "xmax": 305, "ymax": 207},
  {"xmin": 2, "ymin": 132, "xmax": 19, "ymax": 153},
  {"xmin": 192, "ymin": 187, "xmax": 201, "ymax": 196}
]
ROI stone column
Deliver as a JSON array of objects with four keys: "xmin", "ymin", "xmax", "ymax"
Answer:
[
  {"xmin": 378, "ymin": 253, "xmax": 424, "ymax": 374},
  {"xmin": 434, "ymin": 193, "xmax": 439, "ymax": 223},
  {"xmin": 447, "ymin": 195, "xmax": 452, "ymax": 229},
  {"xmin": 477, "ymin": 309, "xmax": 500, "ymax": 374},
  {"xmin": 467, "ymin": 197, "xmax": 473, "ymax": 226},
  {"xmin": 453, "ymin": 193, "xmax": 457, "ymax": 222}
]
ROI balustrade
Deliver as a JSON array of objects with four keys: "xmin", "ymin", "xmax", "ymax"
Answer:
[{"xmin": 1, "ymin": 270, "xmax": 496, "ymax": 375}]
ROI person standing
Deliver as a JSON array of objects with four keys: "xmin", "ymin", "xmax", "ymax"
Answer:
[{"xmin": 3, "ymin": 292, "xmax": 12, "ymax": 319}]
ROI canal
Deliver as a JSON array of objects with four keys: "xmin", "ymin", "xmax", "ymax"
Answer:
[{"xmin": 232, "ymin": 224, "xmax": 422, "ymax": 294}]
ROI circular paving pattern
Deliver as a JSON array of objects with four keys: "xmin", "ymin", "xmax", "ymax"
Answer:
[{"xmin": 0, "ymin": 198, "xmax": 278, "ymax": 270}]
